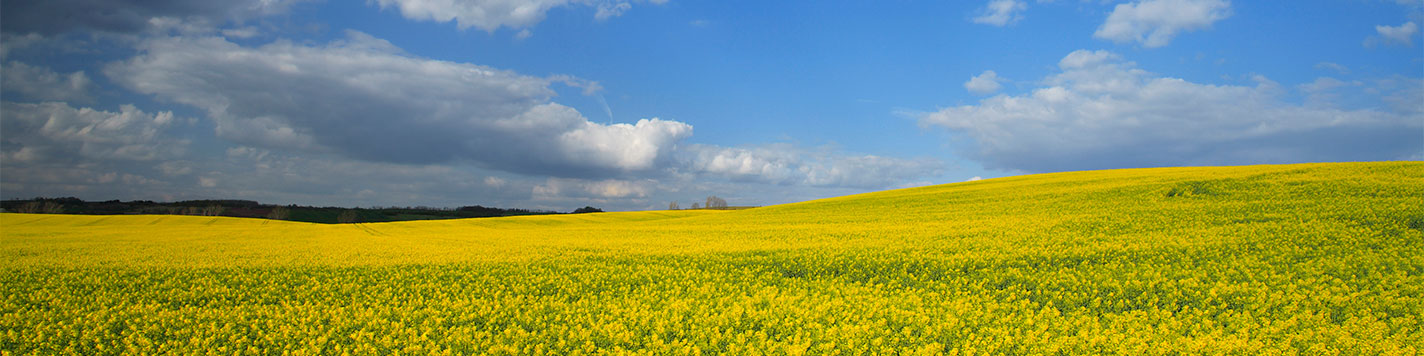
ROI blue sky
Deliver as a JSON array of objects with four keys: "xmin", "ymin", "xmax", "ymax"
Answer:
[{"xmin": 1, "ymin": 0, "xmax": 1420, "ymax": 211}]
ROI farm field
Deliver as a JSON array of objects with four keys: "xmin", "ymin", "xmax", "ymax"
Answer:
[{"xmin": 2, "ymin": 162, "xmax": 1422, "ymax": 355}]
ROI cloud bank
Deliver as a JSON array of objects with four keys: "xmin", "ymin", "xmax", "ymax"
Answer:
[
  {"xmin": 1, "ymin": 102, "xmax": 186, "ymax": 164},
  {"xmin": 921, "ymin": 50, "xmax": 1422, "ymax": 172},
  {"xmin": 105, "ymin": 31, "xmax": 690, "ymax": 178},
  {"xmin": 682, "ymin": 144, "xmax": 944, "ymax": 190},
  {"xmin": 42, "ymin": 30, "xmax": 945, "ymax": 209},
  {"xmin": 1, "ymin": 61, "xmax": 95, "ymax": 103}
]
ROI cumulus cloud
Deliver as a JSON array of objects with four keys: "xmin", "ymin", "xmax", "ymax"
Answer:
[
  {"xmin": 1, "ymin": 61, "xmax": 95, "ymax": 103},
  {"xmin": 965, "ymin": 70, "xmax": 1004, "ymax": 95},
  {"xmin": 595, "ymin": 2, "xmax": 634, "ymax": 20},
  {"xmin": 920, "ymin": 49, "xmax": 1422, "ymax": 172},
  {"xmin": 0, "ymin": 102, "xmax": 186, "ymax": 163},
  {"xmin": 157, "ymin": 161, "xmax": 194, "ymax": 176},
  {"xmin": 221, "ymin": 26, "xmax": 261, "ymax": 39},
  {"xmin": 45, "ymin": 30, "xmax": 948, "ymax": 209},
  {"xmin": 533, "ymin": 177, "xmax": 653, "ymax": 199},
  {"xmin": 1313, "ymin": 62, "xmax": 1349, "ymax": 75},
  {"xmin": 0, "ymin": 102, "xmax": 196, "ymax": 202},
  {"xmin": 1371, "ymin": 22, "xmax": 1418, "ymax": 47},
  {"xmin": 0, "ymin": 33, "xmax": 44, "ymax": 58},
  {"xmin": 0, "ymin": 0, "xmax": 307, "ymax": 35},
  {"xmin": 1094, "ymin": 0, "xmax": 1231, "ymax": 48},
  {"xmin": 973, "ymin": 0, "xmax": 1028, "ymax": 26},
  {"xmin": 105, "ymin": 31, "xmax": 692, "ymax": 178},
  {"xmin": 371, "ymin": 0, "xmax": 662, "ymax": 32},
  {"xmin": 559, "ymin": 119, "xmax": 693, "ymax": 171},
  {"xmin": 1057, "ymin": 49, "xmax": 1118, "ymax": 69},
  {"xmin": 484, "ymin": 176, "xmax": 507, "ymax": 187},
  {"xmin": 681, "ymin": 144, "xmax": 944, "ymax": 190}
]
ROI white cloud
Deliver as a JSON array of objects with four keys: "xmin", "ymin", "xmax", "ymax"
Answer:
[
  {"xmin": 965, "ymin": 176, "xmax": 983, "ymax": 182},
  {"xmin": 95, "ymin": 172, "xmax": 118, "ymax": 184},
  {"xmin": 682, "ymin": 144, "xmax": 944, "ymax": 190},
  {"xmin": 1314, "ymin": 62, "xmax": 1349, "ymax": 74},
  {"xmin": 559, "ymin": 118, "xmax": 692, "ymax": 171},
  {"xmin": 595, "ymin": 2, "xmax": 633, "ymax": 20},
  {"xmin": 0, "ymin": 33, "xmax": 44, "ymax": 59},
  {"xmin": 1373, "ymin": 22, "xmax": 1418, "ymax": 46},
  {"xmin": 105, "ymin": 31, "xmax": 692, "ymax": 178},
  {"xmin": 1094, "ymin": 0, "xmax": 1231, "ymax": 48},
  {"xmin": 484, "ymin": 176, "xmax": 507, "ymax": 187},
  {"xmin": 534, "ymin": 177, "xmax": 652, "ymax": 199},
  {"xmin": 370, "ymin": 0, "xmax": 660, "ymax": 32},
  {"xmin": 157, "ymin": 161, "xmax": 194, "ymax": 176},
  {"xmin": 964, "ymin": 70, "xmax": 1004, "ymax": 95},
  {"xmin": 1057, "ymin": 49, "xmax": 1119, "ymax": 69},
  {"xmin": 0, "ymin": 101, "xmax": 186, "ymax": 163},
  {"xmin": 221, "ymin": 26, "xmax": 260, "ymax": 39},
  {"xmin": 1, "ymin": 61, "xmax": 94, "ymax": 103},
  {"xmin": 46, "ymin": 30, "xmax": 950, "ymax": 210},
  {"xmin": 973, "ymin": 0, "xmax": 1028, "ymax": 26},
  {"xmin": 920, "ymin": 49, "xmax": 1422, "ymax": 172}
]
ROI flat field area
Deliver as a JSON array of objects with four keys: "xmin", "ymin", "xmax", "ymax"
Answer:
[{"xmin": 2, "ymin": 162, "xmax": 1422, "ymax": 355}]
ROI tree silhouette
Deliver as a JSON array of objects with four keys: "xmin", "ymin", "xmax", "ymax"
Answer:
[
  {"xmin": 705, "ymin": 196, "xmax": 728, "ymax": 209},
  {"xmin": 266, "ymin": 206, "xmax": 290, "ymax": 220}
]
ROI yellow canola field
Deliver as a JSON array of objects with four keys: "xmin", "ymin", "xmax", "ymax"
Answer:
[{"xmin": 2, "ymin": 162, "xmax": 1422, "ymax": 355}]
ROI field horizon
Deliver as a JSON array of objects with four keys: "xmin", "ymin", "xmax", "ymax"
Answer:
[
  {"xmin": 3, "ymin": 160, "xmax": 1398, "ymax": 222},
  {"xmin": 3, "ymin": 161, "xmax": 1422, "ymax": 354},
  {"xmin": 4, "ymin": 1, "xmax": 1420, "ymax": 353}
]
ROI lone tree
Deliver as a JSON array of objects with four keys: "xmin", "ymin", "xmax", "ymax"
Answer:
[
  {"xmin": 572, "ymin": 206, "xmax": 603, "ymax": 214},
  {"xmin": 705, "ymin": 196, "xmax": 728, "ymax": 209},
  {"xmin": 266, "ymin": 206, "xmax": 291, "ymax": 220},
  {"xmin": 691, "ymin": 202, "xmax": 700, "ymax": 209},
  {"xmin": 668, "ymin": 201, "xmax": 679, "ymax": 210}
]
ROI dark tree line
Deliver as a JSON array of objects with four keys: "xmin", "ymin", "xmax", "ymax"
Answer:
[{"xmin": 0, "ymin": 197, "xmax": 598, "ymax": 224}]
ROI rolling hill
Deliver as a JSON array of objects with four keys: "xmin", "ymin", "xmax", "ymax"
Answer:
[{"xmin": 2, "ymin": 162, "xmax": 1421, "ymax": 354}]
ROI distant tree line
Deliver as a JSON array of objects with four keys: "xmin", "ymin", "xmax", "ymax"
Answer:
[
  {"xmin": 668, "ymin": 196, "xmax": 732, "ymax": 210},
  {"xmin": 0, "ymin": 197, "xmax": 596, "ymax": 224}
]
